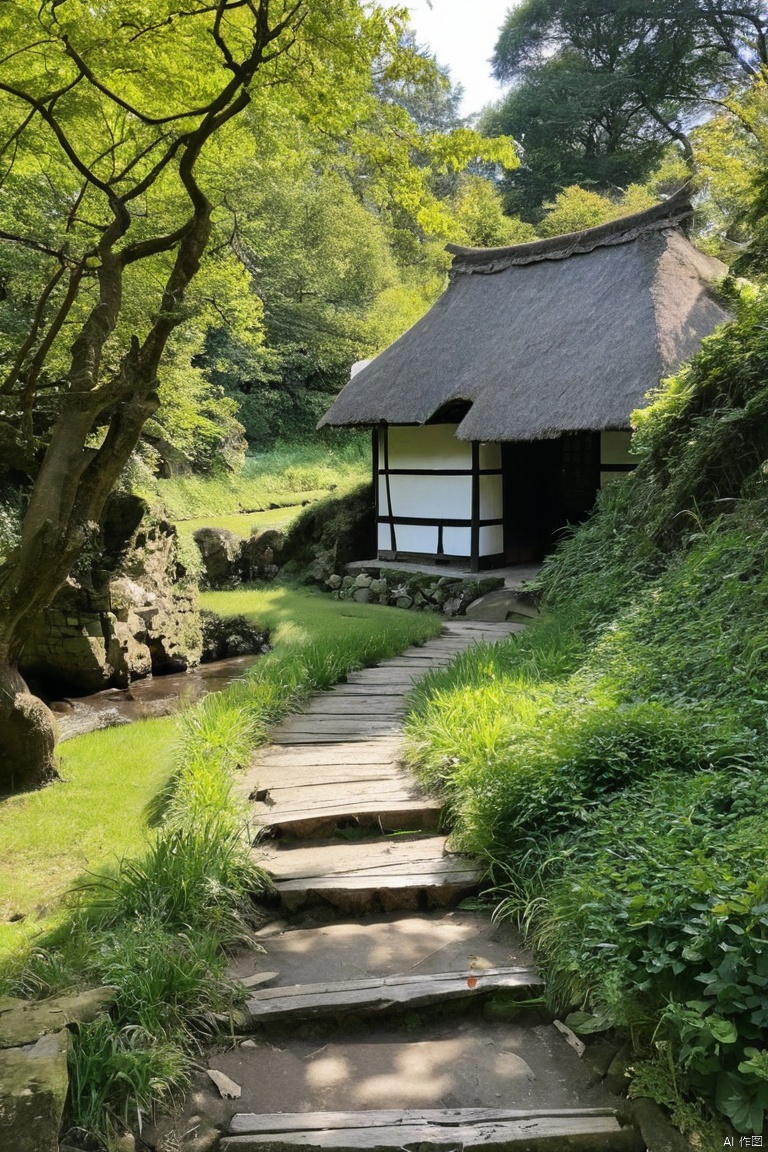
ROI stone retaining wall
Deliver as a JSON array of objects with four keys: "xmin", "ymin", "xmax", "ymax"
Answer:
[{"xmin": 325, "ymin": 569, "xmax": 505, "ymax": 616}]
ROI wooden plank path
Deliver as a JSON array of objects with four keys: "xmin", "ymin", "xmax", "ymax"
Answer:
[
  {"xmin": 248, "ymin": 619, "xmax": 522, "ymax": 900},
  {"xmin": 221, "ymin": 614, "xmax": 644, "ymax": 1152}
]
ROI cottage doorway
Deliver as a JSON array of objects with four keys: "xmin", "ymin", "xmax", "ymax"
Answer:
[{"xmin": 502, "ymin": 432, "xmax": 601, "ymax": 562}]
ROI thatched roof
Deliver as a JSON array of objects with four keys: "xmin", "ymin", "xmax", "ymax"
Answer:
[{"xmin": 319, "ymin": 190, "xmax": 730, "ymax": 441}]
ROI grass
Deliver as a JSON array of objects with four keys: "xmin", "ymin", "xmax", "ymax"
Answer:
[
  {"xmin": 0, "ymin": 720, "xmax": 179, "ymax": 964},
  {"xmin": 150, "ymin": 438, "xmax": 368, "ymax": 523},
  {"xmin": 1, "ymin": 583, "xmax": 441, "ymax": 1146},
  {"xmin": 174, "ymin": 506, "xmax": 305, "ymax": 540}
]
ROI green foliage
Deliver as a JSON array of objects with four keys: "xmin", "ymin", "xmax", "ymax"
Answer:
[
  {"xmin": 487, "ymin": 0, "xmax": 767, "ymax": 215},
  {"xmin": 404, "ymin": 287, "xmax": 768, "ymax": 1134}
]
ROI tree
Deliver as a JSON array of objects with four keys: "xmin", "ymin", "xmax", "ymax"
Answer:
[
  {"xmin": 0, "ymin": 0, "xmax": 408, "ymax": 790},
  {"xmin": 487, "ymin": 0, "xmax": 768, "ymax": 216}
]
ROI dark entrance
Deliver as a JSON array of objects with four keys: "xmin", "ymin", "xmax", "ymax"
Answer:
[{"xmin": 502, "ymin": 432, "xmax": 600, "ymax": 562}]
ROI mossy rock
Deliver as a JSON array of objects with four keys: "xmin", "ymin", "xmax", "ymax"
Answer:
[{"xmin": 0, "ymin": 1030, "xmax": 69, "ymax": 1152}]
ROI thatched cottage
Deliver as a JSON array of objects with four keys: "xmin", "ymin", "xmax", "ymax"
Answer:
[{"xmin": 320, "ymin": 190, "xmax": 729, "ymax": 569}]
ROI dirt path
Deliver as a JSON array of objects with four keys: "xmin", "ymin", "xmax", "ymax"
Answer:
[{"xmin": 153, "ymin": 621, "xmax": 645, "ymax": 1152}]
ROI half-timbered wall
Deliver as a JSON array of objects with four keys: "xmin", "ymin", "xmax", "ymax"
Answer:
[{"xmin": 377, "ymin": 425, "xmax": 503, "ymax": 567}]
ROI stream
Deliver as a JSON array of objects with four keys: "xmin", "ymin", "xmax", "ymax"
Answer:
[{"xmin": 51, "ymin": 654, "xmax": 261, "ymax": 742}]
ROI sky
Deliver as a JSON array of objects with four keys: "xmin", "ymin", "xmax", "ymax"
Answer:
[{"xmin": 404, "ymin": 0, "xmax": 512, "ymax": 117}]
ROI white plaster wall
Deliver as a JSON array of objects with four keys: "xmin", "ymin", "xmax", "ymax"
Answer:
[
  {"xmin": 479, "ymin": 442, "xmax": 502, "ymax": 469},
  {"xmin": 480, "ymin": 525, "xmax": 504, "ymax": 556},
  {"xmin": 377, "ymin": 426, "xmax": 502, "ymax": 561},
  {"xmin": 381, "ymin": 424, "xmax": 471, "ymax": 470},
  {"xmin": 380, "ymin": 524, "xmax": 439, "ymax": 555},
  {"xmin": 600, "ymin": 430, "xmax": 637, "ymax": 486},
  {"xmin": 601, "ymin": 430, "xmax": 636, "ymax": 464},
  {"xmin": 387, "ymin": 474, "xmax": 472, "ymax": 520},
  {"xmin": 442, "ymin": 527, "xmax": 472, "ymax": 556}
]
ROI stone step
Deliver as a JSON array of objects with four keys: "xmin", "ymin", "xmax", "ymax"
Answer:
[
  {"xmin": 221, "ymin": 1109, "xmax": 642, "ymax": 1152},
  {"xmin": 240, "ymin": 965, "xmax": 542, "ymax": 1025},
  {"xmin": 255, "ymin": 836, "xmax": 480, "ymax": 913}
]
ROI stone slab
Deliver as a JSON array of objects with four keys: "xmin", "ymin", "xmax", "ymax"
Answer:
[
  {"xmin": 0, "ymin": 1030, "xmax": 70, "ymax": 1152},
  {"xmin": 0, "ymin": 986, "xmax": 116, "ymax": 1048}
]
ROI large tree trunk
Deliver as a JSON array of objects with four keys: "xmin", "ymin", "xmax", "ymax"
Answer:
[{"xmin": 0, "ymin": 659, "xmax": 57, "ymax": 793}]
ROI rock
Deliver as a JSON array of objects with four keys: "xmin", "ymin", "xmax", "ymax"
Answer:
[
  {"xmin": 604, "ymin": 1045, "xmax": 633, "ymax": 1094},
  {"xmin": 629, "ymin": 1097, "xmax": 690, "ymax": 1152},
  {"xmin": 0, "ymin": 987, "xmax": 116, "ymax": 1049},
  {"xmin": 200, "ymin": 611, "xmax": 268, "ymax": 662},
  {"xmin": 395, "ymin": 596, "xmax": 413, "ymax": 610},
  {"xmin": 193, "ymin": 527, "xmax": 243, "ymax": 588},
  {"xmin": 238, "ymin": 971, "xmax": 279, "ymax": 990},
  {"xmin": 465, "ymin": 588, "xmax": 528, "ymax": 623},
  {"xmin": 352, "ymin": 588, "xmax": 372, "ymax": 603},
  {"xmin": 20, "ymin": 496, "xmax": 203, "ymax": 693},
  {"xmin": 443, "ymin": 597, "xmax": 462, "ymax": 616},
  {"xmin": 353, "ymin": 573, "xmax": 372, "ymax": 588},
  {"xmin": 206, "ymin": 1069, "xmax": 241, "ymax": 1099},
  {"xmin": 240, "ymin": 1039, "xmax": 257, "ymax": 1049},
  {"xmin": 111, "ymin": 1135, "xmax": 136, "ymax": 1152},
  {"xmin": 369, "ymin": 579, "xmax": 387, "ymax": 596},
  {"xmin": 327, "ymin": 574, "xmax": 342, "ymax": 590},
  {"xmin": 241, "ymin": 530, "xmax": 285, "ymax": 581},
  {"xmin": 181, "ymin": 1112, "xmax": 221, "ymax": 1151},
  {"xmin": 583, "ymin": 1038, "xmax": 620, "ymax": 1080},
  {"xmin": 0, "ymin": 1029, "xmax": 69, "ymax": 1152}
]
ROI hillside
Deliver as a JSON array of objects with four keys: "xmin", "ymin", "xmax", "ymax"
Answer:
[{"xmin": 404, "ymin": 283, "xmax": 768, "ymax": 1141}]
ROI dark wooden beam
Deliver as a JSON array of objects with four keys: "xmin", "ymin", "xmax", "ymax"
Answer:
[{"xmin": 470, "ymin": 441, "xmax": 480, "ymax": 573}]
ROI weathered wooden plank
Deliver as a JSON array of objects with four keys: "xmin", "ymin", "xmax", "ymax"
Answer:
[
  {"xmin": 220, "ymin": 1115, "xmax": 637, "ymax": 1151},
  {"xmin": 260, "ymin": 803, "xmax": 443, "ymax": 839},
  {"xmin": 229, "ymin": 1109, "xmax": 619, "ymax": 1136},
  {"xmin": 254, "ymin": 742, "xmax": 401, "ymax": 766},
  {"xmin": 298, "ymin": 699, "xmax": 407, "ymax": 715},
  {"xmin": 257, "ymin": 837, "xmax": 467, "ymax": 881},
  {"xmin": 274, "ymin": 870, "xmax": 480, "ymax": 892},
  {"xmin": 242, "ymin": 966, "xmax": 542, "ymax": 1022},
  {"xmin": 256, "ymin": 783, "xmax": 431, "ymax": 809},
  {"xmin": 271, "ymin": 732, "xmax": 402, "ymax": 741},
  {"xmin": 253, "ymin": 769, "xmax": 406, "ymax": 790}
]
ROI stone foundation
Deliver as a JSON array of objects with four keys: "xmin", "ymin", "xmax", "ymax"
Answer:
[{"xmin": 325, "ymin": 569, "xmax": 505, "ymax": 616}]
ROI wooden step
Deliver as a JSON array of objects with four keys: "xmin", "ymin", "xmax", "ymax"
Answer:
[
  {"xmin": 255, "ymin": 836, "xmax": 480, "ymax": 912},
  {"xmin": 256, "ymin": 797, "xmax": 443, "ymax": 839},
  {"xmin": 222, "ymin": 1108, "xmax": 643, "ymax": 1151},
  {"xmin": 240, "ymin": 965, "xmax": 542, "ymax": 1025}
]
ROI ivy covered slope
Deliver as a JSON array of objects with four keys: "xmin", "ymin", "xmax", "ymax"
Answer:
[{"xmin": 403, "ymin": 285, "xmax": 768, "ymax": 1138}]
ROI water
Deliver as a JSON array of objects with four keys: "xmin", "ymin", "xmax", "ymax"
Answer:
[{"xmin": 51, "ymin": 654, "xmax": 261, "ymax": 742}]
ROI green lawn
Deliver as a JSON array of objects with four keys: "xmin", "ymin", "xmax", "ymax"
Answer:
[
  {"xmin": 0, "ymin": 720, "xmax": 179, "ymax": 963},
  {"xmin": 0, "ymin": 587, "xmax": 440, "ymax": 971},
  {"xmin": 174, "ymin": 505, "xmax": 305, "ymax": 540}
]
